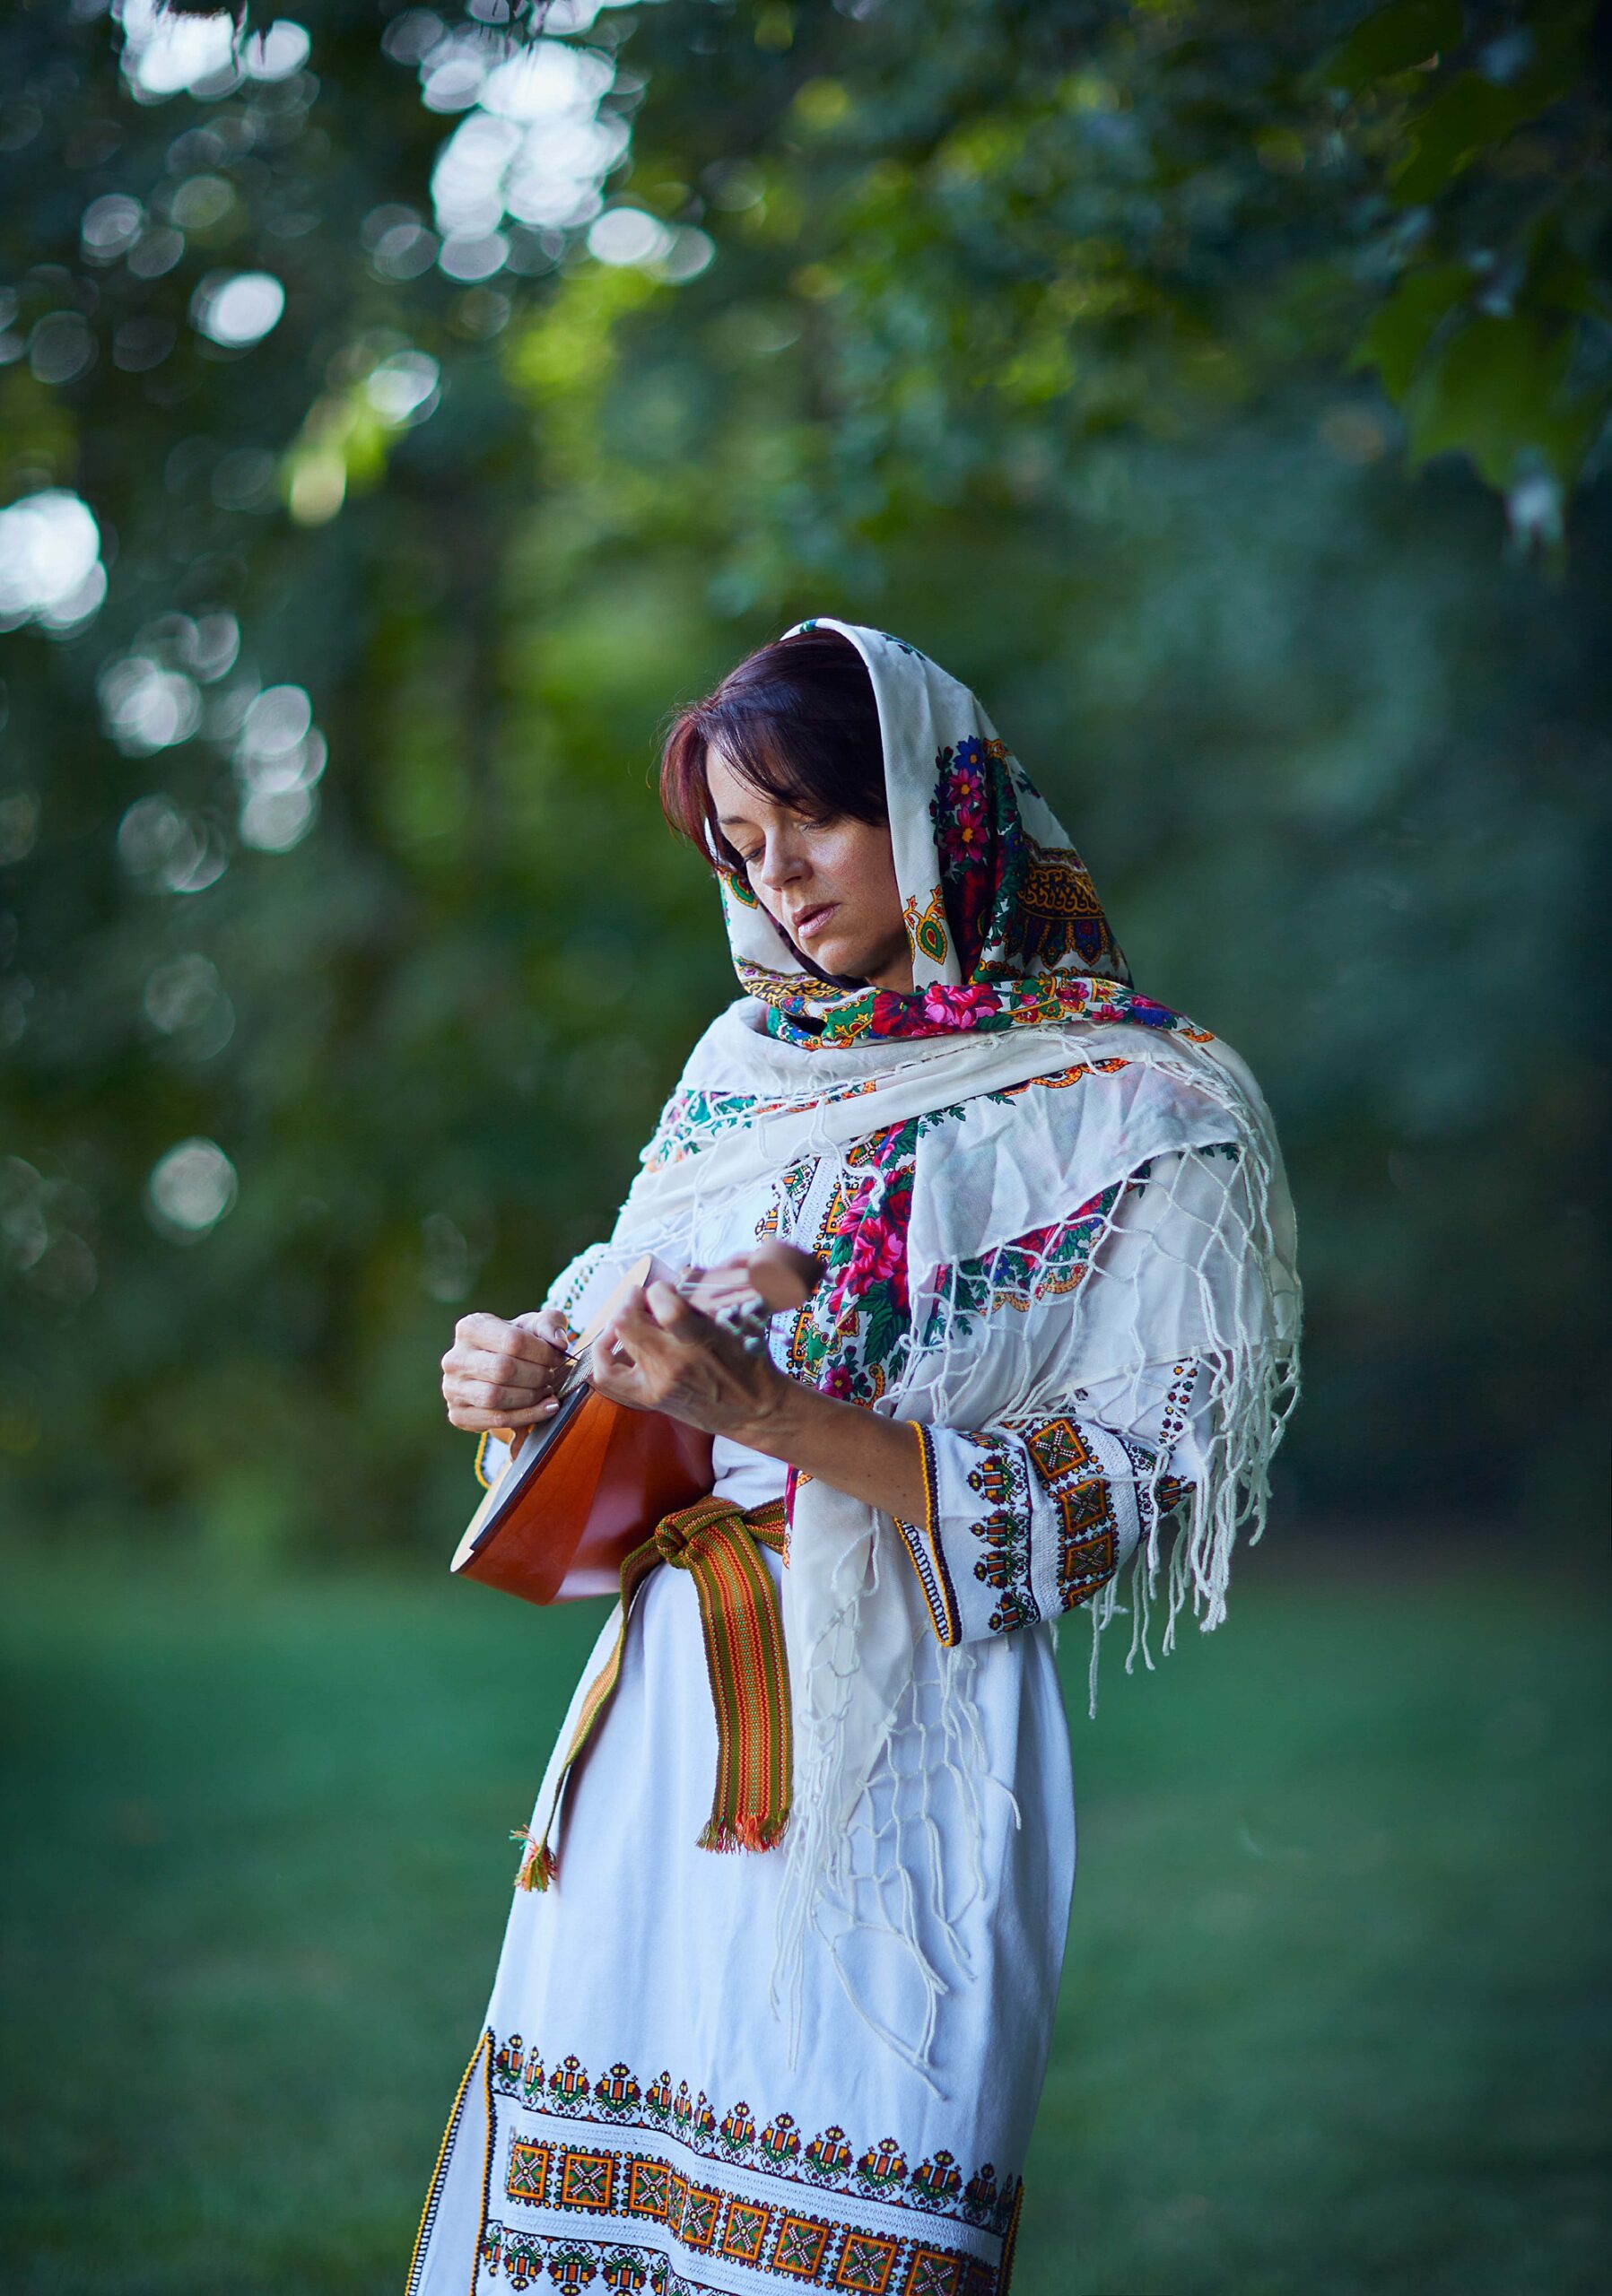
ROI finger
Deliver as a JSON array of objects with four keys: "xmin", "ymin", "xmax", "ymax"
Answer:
[
  {"xmin": 589, "ymin": 1311, "xmax": 636, "ymax": 1375},
  {"xmin": 608, "ymin": 1285, "xmax": 653, "ymax": 1332},
  {"xmin": 441, "ymin": 1373, "xmax": 561, "ymax": 1422},
  {"xmin": 603, "ymin": 1289, "xmax": 661, "ymax": 1354},
  {"xmin": 447, "ymin": 1343, "xmax": 566, "ymax": 1391},
  {"xmin": 588, "ymin": 1348, "xmax": 629, "ymax": 1397},
  {"xmin": 492, "ymin": 1383, "xmax": 563, "ymax": 1417},
  {"xmin": 451, "ymin": 1311, "xmax": 567, "ymax": 1366},
  {"xmin": 644, "ymin": 1281, "xmax": 720, "ymax": 1342},
  {"xmin": 444, "ymin": 1370, "xmax": 564, "ymax": 1419},
  {"xmin": 446, "ymin": 1405, "xmax": 542, "ymax": 1433},
  {"xmin": 447, "ymin": 1398, "xmax": 562, "ymax": 1429},
  {"xmin": 588, "ymin": 1346, "xmax": 645, "ymax": 1405}
]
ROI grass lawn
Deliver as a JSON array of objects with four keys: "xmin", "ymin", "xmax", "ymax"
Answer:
[{"xmin": 1, "ymin": 1541, "xmax": 1607, "ymax": 2296}]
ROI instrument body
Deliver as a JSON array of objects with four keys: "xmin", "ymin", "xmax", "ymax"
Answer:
[{"xmin": 450, "ymin": 1245, "xmax": 821, "ymax": 1606}]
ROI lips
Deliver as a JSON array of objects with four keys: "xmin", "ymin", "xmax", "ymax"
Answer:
[{"xmin": 790, "ymin": 901, "xmax": 839, "ymax": 940}]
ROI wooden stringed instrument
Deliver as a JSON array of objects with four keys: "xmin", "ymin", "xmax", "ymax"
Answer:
[{"xmin": 450, "ymin": 1241, "xmax": 824, "ymax": 1606}]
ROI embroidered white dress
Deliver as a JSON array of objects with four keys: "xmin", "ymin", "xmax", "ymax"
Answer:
[
  {"xmin": 408, "ymin": 1149, "xmax": 1213, "ymax": 2296},
  {"xmin": 408, "ymin": 620, "xmax": 1299, "ymax": 2296}
]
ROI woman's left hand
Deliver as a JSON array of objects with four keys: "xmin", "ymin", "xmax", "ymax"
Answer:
[
  {"xmin": 592, "ymin": 1274, "xmax": 926, "ymax": 1521},
  {"xmin": 589, "ymin": 1281, "xmax": 789, "ymax": 1441}
]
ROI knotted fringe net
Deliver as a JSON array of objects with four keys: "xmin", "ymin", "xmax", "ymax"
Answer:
[{"xmin": 545, "ymin": 1026, "xmax": 1301, "ymax": 2092}]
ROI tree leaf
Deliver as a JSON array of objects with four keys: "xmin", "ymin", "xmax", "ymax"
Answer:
[
  {"xmin": 1525, "ymin": 210, "xmax": 1612, "ymax": 323},
  {"xmin": 1390, "ymin": 70, "xmax": 1546, "ymax": 203},
  {"xmin": 1310, "ymin": 0, "xmax": 1466, "ymax": 95},
  {"xmin": 1353, "ymin": 262, "xmax": 1470, "ymax": 398},
  {"xmin": 1405, "ymin": 310, "xmax": 1599, "ymax": 485}
]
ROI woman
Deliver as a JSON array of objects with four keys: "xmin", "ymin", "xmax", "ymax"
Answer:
[{"xmin": 413, "ymin": 621, "xmax": 1300, "ymax": 2296}]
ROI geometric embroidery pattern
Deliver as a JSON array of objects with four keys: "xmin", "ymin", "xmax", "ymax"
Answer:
[
  {"xmin": 482, "ymin": 2031, "xmax": 1019, "ymax": 2296},
  {"xmin": 477, "ymin": 2224, "xmax": 1008, "ymax": 2296},
  {"xmin": 722, "ymin": 2200, "xmax": 771, "ymax": 2264},
  {"xmin": 489, "ymin": 2038, "xmax": 1016, "ymax": 2238},
  {"xmin": 627, "ymin": 2158, "xmax": 672, "ymax": 2222},
  {"xmin": 1057, "ymin": 1525, "xmax": 1117, "ymax": 1603},
  {"xmin": 775, "ymin": 2213, "xmax": 832, "ymax": 2276},
  {"xmin": 893, "ymin": 1408, "xmax": 1142, "ymax": 1645},
  {"xmin": 1024, "ymin": 1419, "xmax": 1094, "ymax": 1483},
  {"xmin": 906, "ymin": 2249, "xmax": 964, "ymax": 2296},
  {"xmin": 500, "ymin": 2130, "xmax": 1012, "ymax": 2296},
  {"xmin": 1024, "ymin": 1418, "xmax": 1121, "ymax": 1612},
  {"xmin": 835, "ymin": 2230, "xmax": 902, "ymax": 2291},
  {"xmin": 560, "ymin": 2150, "xmax": 616, "ymax": 2213},
  {"xmin": 508, "ymin": 2139, "xmax": 552, "ymax": 2202},
  {"xmin": 670, "ymin": 2179, "xmax": 721, "ymax": 2251}
]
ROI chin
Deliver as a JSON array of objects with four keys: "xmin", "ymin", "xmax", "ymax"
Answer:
[
  {"xmin": 811, "ymin": 940, "xmax": 883, "ymax": 988},
  {"xmin": 780, "ymin": 917, "xmax": 903, "ymax": 992}
]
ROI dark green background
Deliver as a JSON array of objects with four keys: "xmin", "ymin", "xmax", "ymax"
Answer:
[
  {"xmin": 4, "ymin": 1545, "xmax": 1607, "ymax": 2294},
  {"xmin": 1, "ymin": 3, "xmax": 1608, "ymax": 2290}
]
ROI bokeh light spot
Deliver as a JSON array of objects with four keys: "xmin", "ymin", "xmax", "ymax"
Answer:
[
  {"xmin": 588, "ymin": 206, "xmax": 672, "ymax": 268},
  {"xmin": 82, "ymin": 193, "xmax": 145, "ymax": 264},
  {"xmin": 364, "ymin": 352, "xmax": 440, "ymax": 425},
  {"xmin": 99, "ymin": 657, "xmax": 204, "ymax": 754},
  {"xmin": 117, "ymin": 0, "xmax": 240, "ymax": 101},
  {"xmin": 29, "ymin": 312, "xmax": 97, "ymax": 387},
  {"xmin": 147, "ymin": 1137, "xmax": 238, "ymax": 1239},
  {"xmin": 0, "ymin": 492, "xmax": 107, "ymax": 636},
  {"xmin": 192, "ymin": 272, "xmax": 285, "ymax": 349},
  {"xmin": 243, "ymin": 21, "xmax": 311, "ymax": 81}
]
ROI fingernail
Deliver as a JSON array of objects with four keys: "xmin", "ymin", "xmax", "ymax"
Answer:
[{"xmin": 542, "ymin": 1396, "xmax": 560, "ymax": 1413}]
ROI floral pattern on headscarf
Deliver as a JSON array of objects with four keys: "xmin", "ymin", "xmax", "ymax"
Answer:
[{"xmin": 716, "ymin": 621, "xmax": 1192, "ymax": 1050}]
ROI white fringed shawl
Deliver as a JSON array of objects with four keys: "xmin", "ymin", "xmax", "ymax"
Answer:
[{"xmin": 543, "ymin": 622, "xmax": 1301, "ymax": 2066}]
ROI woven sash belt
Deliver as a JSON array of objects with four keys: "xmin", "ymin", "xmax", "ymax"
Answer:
[{"xmin": 514, "ymin": 1494, "xmax": 791, "ymax": 1891}]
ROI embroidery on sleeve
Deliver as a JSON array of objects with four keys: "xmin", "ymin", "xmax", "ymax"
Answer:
[
  {"xmin": 1024, "ymin": 1418, "xmax": 1120, "ymax": 1611},
  {"xmin": 891, "ymin": 1423, "xmax": 961, "ymax": 1648},
  {"xmin": 961, "ymin": 1434, "xmax": 1041, "ymax": 1635},
  {"xmin": 473, "ymin": 1428, "xmax": 497, "ymax": 1491},
  {"xmin": 1130, "ymin": 1361, "xmax": 1198, "ymax": 1550}
]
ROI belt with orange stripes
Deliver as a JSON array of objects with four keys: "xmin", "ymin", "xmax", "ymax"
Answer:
[{"xmin": 513, "ymin": 1495, "xmax": 790, "ymax": 1891}]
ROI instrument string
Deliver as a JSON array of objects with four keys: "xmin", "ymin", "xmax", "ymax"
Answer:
[{"xmin": 553, "ymin": 1271, "xmax": 771, "ymax": 1408}]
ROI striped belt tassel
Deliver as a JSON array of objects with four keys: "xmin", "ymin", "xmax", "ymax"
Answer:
[{"xmin": 514, "ymin": 1495, "xmax": 791, "ymax": 1891}]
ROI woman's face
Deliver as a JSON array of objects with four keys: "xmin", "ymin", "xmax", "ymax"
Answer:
[{"xmin": 706, "ymin": 745, "xmax": 914, "ymax": 995}]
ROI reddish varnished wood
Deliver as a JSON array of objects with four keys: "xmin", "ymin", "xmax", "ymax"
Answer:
[
  {"xmin": 451, "ymin": 1243, "xmax": 821, "ymax": 1609},
  {"xmin": 456, "ymin": 1389, "xmax": 714, "ymax": 1605}
]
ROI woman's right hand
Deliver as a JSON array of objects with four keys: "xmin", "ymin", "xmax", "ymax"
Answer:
[{"xmin": 440, "ymin": 1308, "xmax": 572, "ymax": 1436}]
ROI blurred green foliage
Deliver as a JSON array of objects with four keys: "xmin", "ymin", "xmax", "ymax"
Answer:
[{"xmin": 1, "ymin": 0, "xmax": 1607, "ymax": 1559}]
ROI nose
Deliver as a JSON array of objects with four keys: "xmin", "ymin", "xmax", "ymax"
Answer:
[{"xmin": 754, "ymin": 830, "xmax": 808, "ymax": 893}]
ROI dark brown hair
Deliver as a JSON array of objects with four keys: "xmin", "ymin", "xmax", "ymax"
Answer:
[{"xmin": 659, "ymin": 630, "xmax": 885, "ymax": 875}]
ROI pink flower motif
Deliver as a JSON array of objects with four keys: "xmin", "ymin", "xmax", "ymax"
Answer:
[
  {"xmin": 938, "ymin": 774, "xmax": 989, "ymax": 868},
  {"xmin": 919, "ymin": 983, "xmax": 1001, "ymax": 1030},
  {"xmin": 948, "ymin": 765, "xmax": 987, "ymax": 814},
  {"xmin": 869, "ymin": 991, "xmax": 931, "ymax": 1039},
  {"xmin": 832, "ymin": 1178, "xmax": 877, "ymax": 1233},
  {"xmin": 941, "ymin": 825, "xmax": 989, "ymax": 873},
  {"xmin": 825, "ymin": 1176, "xmax": 913, "ymax": 1317},
  {"xmin": 843, "ymin": 1218, "xmax": 908, "ymax": 1312}
]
